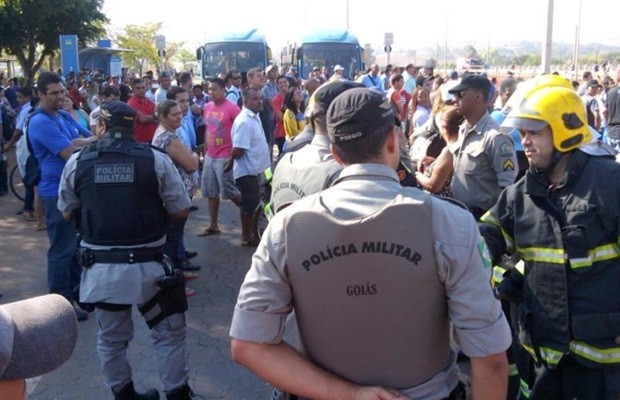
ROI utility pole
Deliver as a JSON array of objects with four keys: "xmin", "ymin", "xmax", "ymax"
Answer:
[
  {"xmin": 573, "ymin": 0, "xmax": 582, "ymax": 80},
  {"xmin": 541, "ymin": 0, "xmax": 554, "ymax": 74}
]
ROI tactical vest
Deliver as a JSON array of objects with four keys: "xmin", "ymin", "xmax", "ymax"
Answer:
[
  {"xmin": 284, "ymin": 194, "xmax": 451, "ymax": 389},
  {"xmin": 74, "ymin": 138, "xmax": 168, "ymax": 246},
  {"xmin": 271, "ymin": 153, "xmax": 341, "ymax": 213}
]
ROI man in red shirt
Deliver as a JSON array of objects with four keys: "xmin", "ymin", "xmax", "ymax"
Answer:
[{"xmin": 127, "ymin": 78, "xmax": 158, "ymax": 143}]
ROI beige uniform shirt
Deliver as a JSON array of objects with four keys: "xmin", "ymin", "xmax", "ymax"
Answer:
[{"xmin": 451, "ymin": 112, "xmax": 517, "ymax": 213}]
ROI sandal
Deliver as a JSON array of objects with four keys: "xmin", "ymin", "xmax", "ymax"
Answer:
[
  {"xmin": 240, "ymin": 237, "xmax": 259, "ymax": 247},
  {"xmin": 185, "ymin": 287, "xmax": 197, "ymax": 297},
  {"xmin": 35, "ymin": 224, "xmax": 47, "ymax": 231},
  {"xmin": 23, "ymin": 211, "xmax": 36, "ymax": 221},
  {"xmin": 183, "ymin": 271, "xmax": 199, "ymax": 281},
  {"xmin": 198, "ymin": 228, "xmax": 221, "ymax": 237}
]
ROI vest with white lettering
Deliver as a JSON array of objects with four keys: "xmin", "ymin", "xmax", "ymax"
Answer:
[
  {"xmin": 284, "ymin": 193, "xmax": 451, "ymax": 389},
  {"xmin": 74, "ymin": 138, "xmax": 168, "ymax": 246},
  {"xmin": 271, "ymin": 153, "xmax": 341, "ymax": 213}
]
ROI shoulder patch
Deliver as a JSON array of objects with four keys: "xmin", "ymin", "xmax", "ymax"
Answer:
[{"xmin": 477, "ymin": 239, "xmax": 493, "ymax": 270}]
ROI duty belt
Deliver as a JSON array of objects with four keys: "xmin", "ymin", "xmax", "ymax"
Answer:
[{"xmin": 79, "ymin": 247, "xmax": 164, "ymax": 268}]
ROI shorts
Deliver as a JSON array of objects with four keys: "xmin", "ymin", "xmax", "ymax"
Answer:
[
  {"xmin": 201, "ymin": 157, "xmax": 241, "ymax": 199},
  {"xmin": 235, "ymin": 175, "xmax": 260, "ymax": 215}
]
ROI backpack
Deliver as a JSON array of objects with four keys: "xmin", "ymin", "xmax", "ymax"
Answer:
[
  {"xmin": 1, "ymin": 106, "xmax": 16, "ymax": 141},
  {"xmin": 225, "ymin": 89, "xmax": 243, "ymax": 108}
]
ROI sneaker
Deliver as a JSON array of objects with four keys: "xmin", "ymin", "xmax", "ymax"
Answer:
[{"xmin": 114, "ymin": 381, "xmax": 159, "ymax": 400}]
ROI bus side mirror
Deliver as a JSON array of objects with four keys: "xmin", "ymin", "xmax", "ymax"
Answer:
[{"xmin": 196, "ymin": 47, "xmax": 202, "ymax": 61}]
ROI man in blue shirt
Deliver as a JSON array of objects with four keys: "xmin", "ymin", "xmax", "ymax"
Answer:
[
  {"xmin": 356, "ymin": 64, "xmax": 383, "ymax": 92},
  {"xmin": 28, "ymin": 72, "xmax": 94, "ymax": 321}
]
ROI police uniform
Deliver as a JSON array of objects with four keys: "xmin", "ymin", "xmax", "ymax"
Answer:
[
  {"xmin": 451, "ymin": 112, "xmax": 517, "ymax": 218},
  {"xmin": 271, "ymin": 134, "xmax": 341, "ymax": 212},
  {"xmin": 57, "ymin": 101, "xmax": 194, "ymax": 400},
  {"xmin": 231, "ymin": 89, "xmax": 511, "ymax": 399}
]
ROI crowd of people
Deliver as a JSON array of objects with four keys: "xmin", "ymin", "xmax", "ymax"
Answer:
[{"xmin": 1, "ymin": 61, "xmax": 619, "ymax": 400}]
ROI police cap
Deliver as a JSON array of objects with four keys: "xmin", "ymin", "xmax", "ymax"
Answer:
[
  {"xmin": 327, "ymin": 87, "xmax": 395, "ymax": 143},
  {"xmin": 99, "ymin": 100, "xmax": 136, "ymax": 130}
]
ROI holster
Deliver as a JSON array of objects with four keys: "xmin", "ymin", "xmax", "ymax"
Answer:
[{"xmin": 138, "ymin": 257, "xmax": 188, "ymax": 329}]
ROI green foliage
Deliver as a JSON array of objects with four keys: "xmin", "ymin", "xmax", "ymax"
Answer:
[
  {"xmin": 175, "ymin": 48, "xmax": 198, "ymax": 70},
  {"xmin": 463, "ymin": 45, "xmax": 479, "ymax": 58},
  {"xmin": 480, "ymin": 48, "xmax": 510, "ymax": 66},
  {"xmin": 0, "ymin": 0, "xmax": 107, "ymax": 83},
  {"xmin": 113, "ymin": 23, "xmax": 162, "ymax": 76}
]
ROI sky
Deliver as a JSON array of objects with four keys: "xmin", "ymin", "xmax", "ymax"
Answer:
[{"xmin": 101, "ymin": 0, "xmax": 620, "ymax": 54}]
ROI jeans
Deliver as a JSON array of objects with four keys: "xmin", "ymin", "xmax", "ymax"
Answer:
[
  {"xmin": 24, "ymin": 183, "xmax": 34, "ymax": 212},
  {"xmin": 41, "ymin": 196, "xmax": 81, "ymax": 301}
]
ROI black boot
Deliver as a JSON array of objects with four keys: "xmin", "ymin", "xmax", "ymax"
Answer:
[
  {"xmin": 166, "ymin": 384, "xmax": 199, "ymax": 400},
  {"xmin": 114, "ymin": 381, "xmax": 160, "ymax": 400}
]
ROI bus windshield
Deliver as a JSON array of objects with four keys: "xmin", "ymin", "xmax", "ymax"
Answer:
[
  {"xmin": 299, "ymin": 43, "xmax": 361, "ymax": 80},
  {"xmin": 201, "ymin": 42, "xmax": 267, "ymax": 77}
]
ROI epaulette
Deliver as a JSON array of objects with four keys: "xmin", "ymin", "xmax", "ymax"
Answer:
[
  {"xmin": 148, "ymin": 144, "xmax": 168, "ymax": 155},
  {"xmin": 431, "ymin": 195, "xmax": 469, "ymax": 211}
]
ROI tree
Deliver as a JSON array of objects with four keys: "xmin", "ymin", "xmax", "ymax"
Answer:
[
  {"xmin": 0, "ymin": 0, "xmax": 107, "ymax": 84},
  {"xmin": 463, "ymin": 45, "xmax": 479, "ymax": 59},
  {"xmin": 175, "ymin": 48, "xmax": 198, "ymax": 72},
  {"xmin": 114, "ymin": 23, "xmax": 162, "ymax": 76},
  {"xmin": 363, "ymin": 43, "xmax": 375, "ymax": 69},
  {"xmin": 163, "ymin": 41, "xmax": 184, "ymax": 70}
]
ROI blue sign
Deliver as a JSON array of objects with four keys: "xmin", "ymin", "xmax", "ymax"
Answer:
[{"xmin": 60, "ymin": 35, "xmax": 79, "ymax": 76}]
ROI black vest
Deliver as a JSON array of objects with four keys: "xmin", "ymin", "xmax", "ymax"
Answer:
[{"xmin": 74, "ymin": 137, "xmax": 168, "ymax": 246}]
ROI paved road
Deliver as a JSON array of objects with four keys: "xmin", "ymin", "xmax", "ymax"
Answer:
[{"xmin": 0, "ymin": 150, "xmax": 271, "ymax": 399}]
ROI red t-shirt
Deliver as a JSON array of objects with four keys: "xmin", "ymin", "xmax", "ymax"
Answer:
[
  {"xmin": 389, "ymin": 89, "xmax": 411, "ymax": 121},
  {"xmin": 203, "ymin": 99, "xmax": 241, "ymax": 159},
  {"xmin": 127, "ymin": 95, "xmax": 158, "ymax": 143},
  {"xmin": 272, "ymin": 93, "xmax": 285, "ymax": 139}
]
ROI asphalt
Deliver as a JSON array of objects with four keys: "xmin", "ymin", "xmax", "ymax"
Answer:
[{"xmin": 0, "ymin": 150, "xmax": 272, "ymax": 400}]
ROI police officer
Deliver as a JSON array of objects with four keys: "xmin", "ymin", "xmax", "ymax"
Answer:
[
  {"xmin": 448, "ymin": 74, "xmax": 518, "ymax": 219},
  {"xmin": 270, "ymin": 81, "xmax": 362, "ymax": 213},
  {"xmin": 480, "ymin": 84, "xmax": 620, "ymax": 399},
  {"xmin": 58, "ymin": 101, "xmax": 198, "ymax": 400},
  {"xmin": 230, "ymin": 88, "xmax": 511, "ymax": 399}
]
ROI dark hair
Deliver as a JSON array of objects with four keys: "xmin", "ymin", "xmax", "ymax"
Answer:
[
  {"xmin": 209, "ymin": 78, "xmax": 226, "ymax": 89},
  {"xmin": 17, "ymin": 86, "xmax": 33, "ymax": 97},
  {"xmin": 390, "ymin": 73, "xmax": 403, "ymax": 85},
  {"xmin": 178, "ymin": 71, "xmax": 192, "ymax": 86},
  {"xmin": 36, "ymin": 72, "xmax": 62, "ymax": 94},
  {"xmin": 332, "ymin": 123, "xmax": 393, "ymax": 165},
  {"xmin": 282, "ymin": 86, "xmax": 305, "ymax": 115},
  {"xmin": 276, "ymin": 75, "xmax": 289, "ymax": 86},
  {"xmin": 166, "ymin": 86, "xmax": 187, "ymax": 100},
  {"xmin": 241, "ymin": 87, "xmax": 260, "ymax": 104},
  {"xmin": 156, "ymin": 100, "xmax": 179, "ymax": 120},
  {"xmin": 102, "ymin": 85, "xmax": 120, "ymax": 98},
  {"xmin": 192, "ymin": 84, "xmax": 203, "ymax": 91},
  {"xmin": 131, "ymin": 78, "xmax": 144, "ymax": 86}
]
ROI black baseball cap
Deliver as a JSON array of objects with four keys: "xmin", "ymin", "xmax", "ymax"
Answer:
[
  {"xmin": 305, "ymin": 80, "xmax": 364, "ymax": 118},
  {"xmin": 99, "ymin": 100, "xmax": 136, "ymax": 129},
  {"xmin": 449, "ymin": 74, "xmax": 491, "ymax": 94},
  {"xmin": 327, "ymin": 87, "xmax": 395, "ymax": 143}
]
